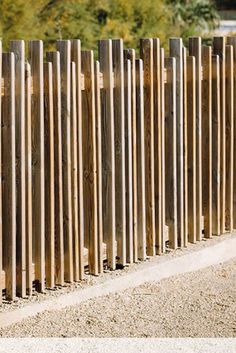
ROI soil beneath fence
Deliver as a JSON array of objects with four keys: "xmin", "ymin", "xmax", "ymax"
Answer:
[{"xmin": 0, "ymin": 254, "xmax": 235, "ymax": 337}]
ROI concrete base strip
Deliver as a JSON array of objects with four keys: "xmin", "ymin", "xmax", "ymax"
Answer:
[{"xmin": 0, "ymin": 235, "xmax": 236, "ymax": 329}]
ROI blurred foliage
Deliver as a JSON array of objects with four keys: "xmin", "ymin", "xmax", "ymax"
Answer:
[{"xmin": 0, "ymin": 0, "xmax": 219, "ymax": 51}]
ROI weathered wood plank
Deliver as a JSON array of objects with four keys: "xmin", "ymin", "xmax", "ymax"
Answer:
[
  {"xmin": 44, "ymin": 62, "xmax": 55, "ymax": 288},
  {"xmin": 140, "ymin": 38, "xmax": 156, "ymax": 255},
  {"xmin": 81, "ymin": 51, "xmax": 98, "ymax": 275},
  {"xmin": 213, "ymin": 37, "xmax": 226, "ymax": 234},
  {"xmin": 112, "ymin": 40, "xmax": 126, "ymax": 266},
  {"xmin": 46, "ymin": 51, "xmax": 64, "ymax": 285},
  {"xmin": 225, "ymin": 45, "xmax": 234, "ymax": 232},
  {"xmin": 165, "ymin": 57, "xmax": 178, "ymax": 249},
  {"xmin": 135, "ymin": 59, "xmax": 146, "ymax": 260},
  {"xmin": 212, "ymin": 55, "xmax": 221, "ymax": 236},
  {"xmin": 169, "ymin": 38, "xmax": 184, "ymax": 247},
  {"xmin": 189, "ymin": 37, "xmax": 202, "ymax": 241},
  {"xmin": 94, "ymin": 60, "xmax": 104, "ymax": 273},
  {"xmin": 0, "ymin": 42, "xmax": 2, "ymax": 302},
  {"xmin": 187, "ymin": 56, "xmax": 197, "ymax": 244},
  {"xmin": 56, "ymin": 40, "xmax": 73, "ymax": 281},
  {"xmin": 71, "ymin": 40, "xmax": 84, "ymax": 280},
  {"xmin": 98, "ymin": 40, "xmax": 116, "ymax": 269},
  {"xmin": 2, "ymin": 53, "xmax": 16, "ymax": 300},
  {"xmin": 202, "ymin": 46, "xmax": 212, "ymax": 238},
  {"xmin": 25, "ymin": 62, "xmax": 33, "ymax": 295}
]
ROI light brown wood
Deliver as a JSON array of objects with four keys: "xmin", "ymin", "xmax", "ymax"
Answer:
[
  {"xmin": 98, "ymin": 40, "xmax": 116, "ymax": 269},
  {"xmin": 71, "ymin": 40, "xmax": 84, "ymax": 280},
  {"xmin": 124, "ymin": 58, "xmax": 133, "ymax": 263},
  {"xmin": 135, "ymin": 59, "xmax": 146, "ymax": 260},
  {"xmin": 212, "ymin": 55, "xmax": 221, "ymax": 236},
  {"xmin": 201, "ymin": 46, "xmax": 212, "ymax": 238},
  {"xmin": 140, "ymin": 38, "xmax": 156, "ymax": 255},
  {"xmin": 2, "ymin": 53, "xmax": 16, "ymax": 300},
  {"xmin": 0, "ymin": 42, "xmax": 2, "ymax": 303},
  {"xmin": 169, "ymin": 38, "xmax": 184, "ymax": 247},
  {"xmin": 25, "ymin": 62, "xmax": 33, "ymax": 296},
  {"xmin": 187, "ymin": 56, "xmax": 197, "ymax": 244},
  {"xmin": 189, "ymin": 37, "xmax": 202, "ymax": 241},
  {"xmin": 213, "ymin": 37, "xmax": 226, "ymax": 234},
  {"xmin": 46, "ymin": 51, "xmax": 64, "ymax": 285},
  {"xmin": 164, "ymin": 57, "xmax": 178, "ymax": 249},
  {"xmin": 56, "ymin": 40, "xmax": 73, "ymax": 282},
  {"xmin": 225, "ymin": 45, "xmax": 234, "ymax": 232},
  {"xmin": 112, "ymin": 40, "xmax": 126, "ymax": 265},
  {"xmin": 81, "ymin": 51, "xmax": 98, "ymax": 275},
  {"xmin": 94, "ymin": 60, "xmax": 104, "ymax": 273},
  {"xmin": 10, "ymin": 41, "xmax": 26, "ymax": 297},
  {"xmin": 44, "ymin": 62, "xmax": 55, "ymax": 288},
  {"xmin": 28, "ymin": 41, "xmax": 45, "ymax": 291}
]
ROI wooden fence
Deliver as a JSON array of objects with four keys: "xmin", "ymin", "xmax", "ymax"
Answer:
[{"xmin": 0, "ymin": 35, "xmax": 235, "ymax": 302}]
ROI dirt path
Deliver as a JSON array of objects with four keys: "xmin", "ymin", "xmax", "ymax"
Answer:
[{"xmin": 1, "ymin": 258, "xmax": 235, "ymax": 337}]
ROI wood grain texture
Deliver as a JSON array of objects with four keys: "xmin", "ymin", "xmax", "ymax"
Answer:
[
  {"xmin": 10, "ymin": 40, "xmax": 26, "ymax": 297},
  {"xmin": 140, "ymin": 38, "xmax": 156, "ymax": 255},
  {"xmin": 225, "ymin": 45, "xmax": 234, "ymax": 232},
  {"xmin": 46, "ymin": 51, "xmax": 64, "ymax": 285},
  {"xmin": 71, "ymin": 40, "xmax": 84, "ymax": 280},
  {"xmin": 213, "ymin": 37, "xmax": 226, "ymax": 234},
  {"xmin": 189, "ymin": 37, "xmax": 202, "ymax": 241},
  {"xmin": 112, "ymin": 40, "xmax": 126, "ymax": 265},
  {"xmin": 81, "ymin": 51, "xmax": 98, "ymax": 275},
  {"xmin": 0, "ymin": 42, "xmax": 2, "ymax": 303},
  {"xmin": 44, "ymin": 62, "xmax": 55, "ymax": 288},
  {"xmin": 2, "ymin": 53, "xmax": 16, "ymax": 300},
  {"xmin": 202, "ymin": 46, "xmax": 212, "ymax": 238},
  {"xmin": 25, "ymin": 62, "xmax": 33, "ymax": 295},
  {"xmin": 164, "ymin": 57, "xmax": 178, "ymax": 249},
  {"xmin": 169, "ymin": 38, "xmax": 184, "ymax": 247},
  {"xmin": 187, "ymin": 56, "xmax": 197, "ymax": 244},
  {"xmin": 28, "ymin": 41, "xmax": 45, "ymax": 291},
  {"xmin": 56, "ymin": 40, "xmax": 73, "ymax": 282},
  {"xmin": 135, "ymin": 59, "xmax": 146, "ymax": 260},
  {"xmin": 212, "ymin": 55, "xmax": 221, "ymax": 236},
  {"xmin": 98, "ymin": 40, "xmax": 116, "ymax": 269}
]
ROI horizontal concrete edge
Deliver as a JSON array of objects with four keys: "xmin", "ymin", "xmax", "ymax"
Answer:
[{"xmin": 0, "ymin": 235, "xmax": 236, "ymax": 329}]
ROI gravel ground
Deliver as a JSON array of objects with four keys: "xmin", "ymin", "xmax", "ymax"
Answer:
[{"xmin": 1, "ymin": 257, "xmax": 235, "ymax": 338}]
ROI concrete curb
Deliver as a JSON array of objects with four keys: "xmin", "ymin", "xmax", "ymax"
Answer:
[{"xmin": 0, "ymin": 235, "xmax": 236, "ymax": 329}]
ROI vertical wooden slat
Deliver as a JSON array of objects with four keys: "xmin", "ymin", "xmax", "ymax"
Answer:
[
  {"xmin": 135, "ymin": 59, "xmax": 146, "ymax": 260},
  {"xmin": 81, "ymin": 51, "xmax": 98, "ymax": 275},
  {"xmin": 153, "ymin": 38, "xmax": 162, "ymax": 254},
  {"xmin": 124, "ymin": 58, "xmax": 133, "ymax": 263},
  {"xmin": 56, "ymin": 40, "xmax": 73, "ymax": 282},
  {"xmin": 165, "ymin": 57, "xmax": 178, "ymax": 249},
  {"xmin": 25, "ymin": 62, "xmax": 33, "ymax": 295},
  {"xmin": 212, "ymin": 55, "xmax": 221, "ymax": 236},
  {"xmin": 227, "ymin": 37, "xmax": 236, "ymax": 229},
  {"xmin": 124, "ymin": 49, "xmax": 138, "ymax": 262},
  {"xmin": 202, "ymin": 46, "xmax": 212, "ymax": 238},
  {"xmin": 225, "ymin": 45, "xmax": 234, "ymax": 232},
  {"xmin": 71, "ymin": 61, "xmax": 80, "ymax": 281},
  {"xmin": 2, "ymin": 53, "xmax": 16, "ymax": 300},
  {"xmin": 28, "ymin": 40, "xmax": 45, "ymax": 291},
  {"xmin": 46, "ymin": 51, "xmax": 64, "ymax": 285},
  {"xmin": 98, "ymin": 40, "xmax": 116, "ymax": 269},
  {"xmin": 169, "ymin": 38, "xmax": 184, "ymax": 247},
  {"xmin": 112, "ymin": 39, "xmax": 126, "ymax": 266},
  {"xmin": 94, "ymin": 60, "xmax": 103, "ymax": 273},
  {"xmin": 189, "ymin": 37, "xmax": 202, "ymax": 241},
  {"xmin": 187, "ymin": 56, "xmax": 197, "ymax": 244},
  {"xmin": 182, "ymin": 47, "xmax": 188, "ymax": 247},
  {"xmin": 140, "ymin": 38, "xmax": 156, "ymax": 256},
  {"xmin": 0, "ymin": 42, "xmax": 2, "ymax": 302},
  {"xmin": 213, "ymin": 37, "xmax": 226, "ymax": 234},
  {"xmin": 44, "ymin": 62, "xmax": 55, "ymax": 288},
  {"xmin": 10, "ymin": 40, "xmax": 26, "ymax": 297},
  {"xmin": 71, "ymin": 40, "xmax": 84, "ymax": 280}
]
